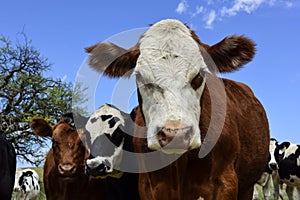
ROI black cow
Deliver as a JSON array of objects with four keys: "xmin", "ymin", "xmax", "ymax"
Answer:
[
  {"xmin": 0, "ymin": 135, "xmax": 16, "ymax": 200},
  {"xmin": 85, "ymin": 104, "xmax": 140, "ymax": 200}
]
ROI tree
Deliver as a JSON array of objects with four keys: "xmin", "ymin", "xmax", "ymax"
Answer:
[{"xmin": 0, "ymin": 34, "xmax": 87, "ymax": 166}]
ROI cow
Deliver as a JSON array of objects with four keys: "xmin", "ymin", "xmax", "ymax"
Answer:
[
  {"xmin": 85, "ymin": 103, "xmax": 140, "ymax": 200},
  {"xmin": 269, "ymin": 140, "xmax": 300, "ymax": 200},
  {"xmin": 13, "ymin": 168, "xmax": 40, "ymax": 200},
  {"xmin": 253, "ymin": 138, "xmax": 283, "ymax": 200},
  {"xmin": 0, "ymin": 135, "xmax": 16, "ymax": 200},
  {"xmin": 30, "ymin": 113, "xmax": 106, "ymax": 200},
  {"xmin": 85, "ymin": 19, "xmax": 270, "ymax": 199}
]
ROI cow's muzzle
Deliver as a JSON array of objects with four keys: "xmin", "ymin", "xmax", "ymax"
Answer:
[
  {"xmin": 58, "ymin": 163, "xmax": 77, "ymax": 176},
  {"xmin": 268, "ymin": 162, "xmax": 279, "ymax": 170},
  {"xmin": 157, "ymin": 125, "xmax": 192, "ymax": 151},
  {"xmin": 85, "ymin": 162, "xmax": 110, "ymax": 177}
]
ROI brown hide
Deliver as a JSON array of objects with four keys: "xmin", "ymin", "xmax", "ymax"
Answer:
[
  {"xmin": 133, "ymin": 77, "xmax": 269, "ymax": 200},
  {"xmin": 31, "ymin": 118, "xmax": 105, "ymax": 200}
]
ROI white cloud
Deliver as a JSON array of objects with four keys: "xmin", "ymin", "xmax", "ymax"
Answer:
[
  {"xmin": 62, "ymin": 75, "xmax": 67, "ymax": 81},
  {"xmin": 191, "ymin": 6, "xmax": 205, "ymax": 17},
  {"xmin": 204, "ymin": 10, "xmax": 216, "ymax": 29},
  {"xmin": 175, "ymin": 0, "xmax": 294, "ymax": 29},
  {"xmin": 176, "ymin": 0, "xmax": 188, "ymax": 14},
  {"xmin": 196, "ymin": 6, "xmax": 205, "ymax": 15},
  {"xmin": 285, "ymin": 1, "xmax": 293, "ymax": 8},
  {"xmin": 221, "ymin": 0, "xmax": 265, "ymax": 16}
]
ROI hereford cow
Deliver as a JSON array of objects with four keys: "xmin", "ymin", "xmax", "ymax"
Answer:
[
  {"xmin": 0, "ymin": 135, "xmax": 16, "ymax": 200},
  {"xmin": 13, "ymin": 168, "xmax": 40, "ymax": 200},
  {"xmin": 85, "ymin": 104, "xmax": 140, "ymax": 200},
  {"xmin": 269, "ymin": 140, "xmax": 300, "ymax": 199},
  {"xmin": 85, "ymin": 19, "xmax": 270, "ymax": 199},
  {"xmin": 30, "ymin": 113, "xmax": 106, "ymax": 200}
]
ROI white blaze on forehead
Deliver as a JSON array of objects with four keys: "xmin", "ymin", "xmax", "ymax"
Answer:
[
  {"xmin": 85, "ymin": 104, "xmax": 125, "ymax": 145},
  {"xmin": 269, "ymin": 139, "xmax": 277, "ymax": 164}
]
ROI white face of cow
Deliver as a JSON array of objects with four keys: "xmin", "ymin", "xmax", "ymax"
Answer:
[
  {"xmin": 268, "ymin": 139, "xmax": 279, "ymax": 170},
  {"xmin": 135, "ymin": 19, "xmax": 209, "ymax": 152},
  {"xmin": 16, "ymin": 169, "xmax": 40, "ymax": 193},
  {"xmin": 85, "ymin": 104, "xmax": 126, "ymax": 178}
]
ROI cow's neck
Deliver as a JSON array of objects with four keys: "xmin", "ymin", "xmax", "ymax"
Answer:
[
  {"xmin": 146, "ymin": 152, "xmax": 191, "ymax": 199},
  {"xmin": 169, "ymin": 155, "xmax": 188, "ymax": 198},
  {"xmin": 57, "ymin": 174, "xmax": 89, "ymax": 194}
]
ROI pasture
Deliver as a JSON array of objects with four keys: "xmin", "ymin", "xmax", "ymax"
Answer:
[
  {"xmin": 11, "ymin": 166, "xmax": 297, "ymax": 200},
  {"xmin": 254, "ymin": 182, "xmax": 297, "ymax": 200}
]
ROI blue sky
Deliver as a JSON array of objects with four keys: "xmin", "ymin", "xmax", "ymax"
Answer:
[{"xmin": 1, "ymin": 0, "xmax": 300, "ymax": 166}]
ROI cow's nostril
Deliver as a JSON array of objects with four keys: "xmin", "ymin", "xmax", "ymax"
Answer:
[
  {"xmin": 158, "ymin": 132, "xmax": 167, "ymax": 141},
  {"xmin": 157, "ymin": 131, "xmax": 169, "ymax": 147},
  {"xmin": 184, "ymin": 132, "xmax": 190, "ymax": 142},
  {"xmin": 96, "ymin": 163, "xmax": 107, "ymax": 175}
]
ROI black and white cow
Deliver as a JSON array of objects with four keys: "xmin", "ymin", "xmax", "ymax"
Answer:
[
  {"xmin": 0, "ymin": 135, "xmax": 16, "ymax": 200},
  {"xmin": 253, "ymin": 138, "xmax": 284, "ymax": 200},
  {"xmin": 85, "ymin": 104, "xmax": 140, "ymax": 200},
  {"xmin": 269, "ymin": 139, "xmax": 300, "ymax": 200},
  {"xmin": 13, "ymin": 168, "xmax": 40, "ymax": 200}
]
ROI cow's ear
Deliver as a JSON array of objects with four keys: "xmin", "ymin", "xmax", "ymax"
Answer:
[
  {"xmin": 30, "ymin": 118, "xmax": 52, "ymax": 137},
  {"xmin": 207, "ymin": 35, "xmax": 256, "ymax": 73},
  {"xmin": 277, "ymin": 141, "xmax": 290, "ymax": 151},
  {"xmin": 85, "ymin": 42, "xmax": 140, "ymax": 78}
]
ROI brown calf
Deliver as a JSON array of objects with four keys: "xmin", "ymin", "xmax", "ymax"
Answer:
[{"xmin": 31, "ymin": 113, "xmax": 105, "ymax": 200}]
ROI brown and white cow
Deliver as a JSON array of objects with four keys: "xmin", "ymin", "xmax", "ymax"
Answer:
[
  {"xmin": 30, "ymin": 113, "xmax": 105, "ymax": 200},
  {"xmin": 85, "ymin": 19, "xmax": 270, "ymax": 200}
]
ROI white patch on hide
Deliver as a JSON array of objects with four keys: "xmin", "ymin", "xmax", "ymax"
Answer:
[
  {"xmin": 281, "ymin": 175, "xmax": 300, "ymax": 187},
  {"xmin": 297, "ymin": 156, "xmax": 300, "ymax": 166},
  {"xmin": 268, "ymin": 139, "xmax": 278, "ymax": 168},
  {"xmin": 85, "ymin": 104, "xmax": 125, "ymax": 145},
  {"xmin": 283, "ymin": 143, "xmax": 298, "ymax": 159}
]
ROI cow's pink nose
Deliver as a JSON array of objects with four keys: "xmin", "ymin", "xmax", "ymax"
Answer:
[
  {"xmin": 58, "ymin": 163, "xmax": 77, "ymax": 175},
  {"xmin": 157, "ymin": 125, "xmax": 192, "ymax": 149}
]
